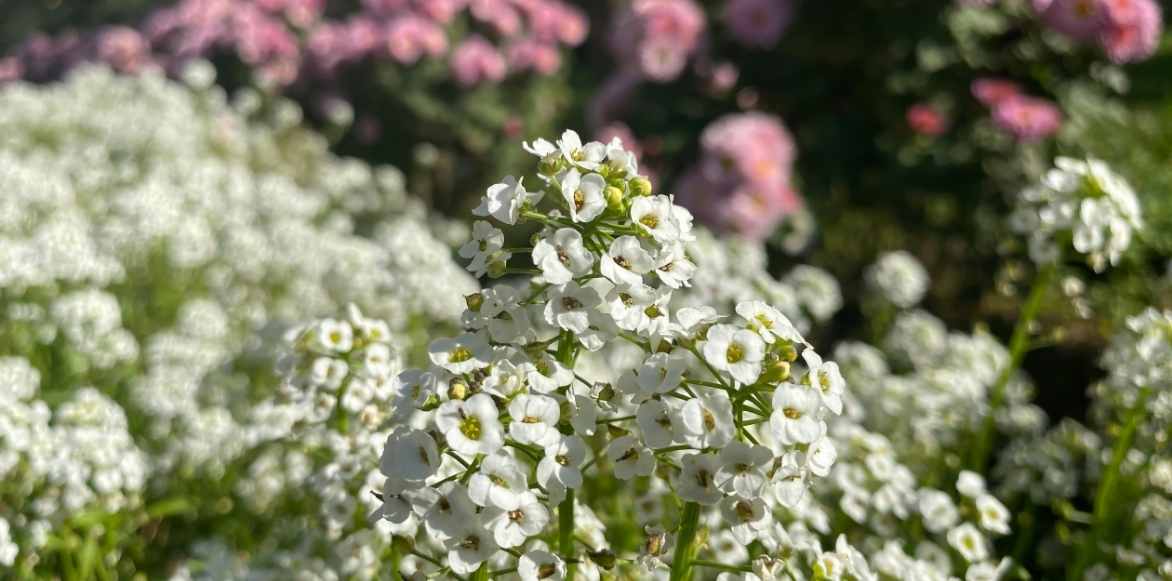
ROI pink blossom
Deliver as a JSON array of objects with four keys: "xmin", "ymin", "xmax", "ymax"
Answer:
[
  {"xmin": 470, "ymin": 0, "xmax": 522, "ymax": 36},
  {"xmin": 992, "ymin": 96, "xmax": 1063, "ymax": 142},
  {"xmin": 450, "ymin": 36, "xmax": 508, "ymax": 87},
  {"xmin": 708, "ymin": 61, "xmax": 739, "ymax": 93},
  {"xmin": 725, "ymin": 0, "xmax": 794, "ymax": 48},
  {"xmin": 96, "ymin": 27, "xmax": 152, "ymax": 74},
  {"xmin": 0, "ymin": 57, "xmax": 23, "ymax": 83},
  {"xmin": 1036, "ymin": 0, "xmax": 1109, "ymax": 41},
  {"xmin": 971, "ymin": 77, "xmax": 1022, "ymax": 107},
  {"xmin": 906, "ymin": 104, "xmax": 949, "ymax": 136},
  {"xmin": 385, "ymin": 15, "xmax": 448, "ymax": 64},
  {"xmin": 507, "ymin": 39, "xmax": 561, "ymax": 75},
  {"xmin": 1099, "ymin": 0, "xmax": 1162, "ymax": 63},
  {"xmin": 415, "ymin": 0, "xmax": 468, "ymax": 24},
  {"xmin": 610, "ymin": 0, "xmax": 706, "ymax": 82}
]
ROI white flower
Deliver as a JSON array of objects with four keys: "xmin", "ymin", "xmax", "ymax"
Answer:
[
  {"xmin": 622, "ymin": 351, "xmax": 688, "ymax": 402},
  {"xmin": 508, "ymin": 394, "xmax": 562, "ymax": 447},
  {"xmin": 975, "ymin": 494, "xmax": 1011, "ymax": 535},
  {"xmin": 607, "ymin": 435, "xmax": 656, "ymax": 480},
  {"xmin": 561, "ymin": 169, "xmax": 607, "ymax": 223},
  {"xmin": 428, "ymin": 333, "xmax": 493, "ymax": 374},
  {"xmin": 537, "ymin": 434, "xmax": 587, "ymax": 490},
  {"xmin": 532, "ymin": 228, "xmax": 594, "ymax": 285},
  {"xmin": 469, "ymin": 452, "xmax": 529, "ymax": 510},
  {"xmin": 919, "ymin": 489, "xmax": 960, "ymax": 533},
  {"xmin": 715, "ymin": 441, "xmax": 772, "ymax": 498},
  {"xmin": 522, "ymin": 352, "xmax": 574, "ymax": 393},
  {"xmin": 485, "ymin": 491, "xmax": 550, "ymax": 548},
  {"xmin": 736, "ymin": 301, "xmax": 803, "ymax": 345},
  {"xmin": 703, "ymin": 324, "xmax": 766, "ymax": 384},
  {"xmin": 721, "ymin": 496, "xmax": 770, "ymax": 544},
  {"xmin": 557, "ymin": 129, "xmax": 606, "ymax": 169},
  {"xmin": 630, "ymin": 195, "xmax": 680, "ymax": 243},
  {"xmin": 607, "ymin": 283, "xmax": 672, "ymax": 337},
  {"xmin": 380, "ymin": 429, "xmax": 440, "ymax": 485},
  {"xmin": 673, "ymin": 390, "xmax": 735, "ymax": 450},
  {"xmin": 947, "ymin": 523, "xmax": 990, "ymax": 562},
  {"xmin": 802, "ymin": 350, "xmax": 845, "ymax": 415},
  {"xmin": 444, "ymin": 525, "xmax": 498, "ymax": 575},
  {"xmin": 965, "ymin": 558, "xmax": 1011, "ymax": 581},
  {"xmin": 435, "ymin": 394, "xmax": 505, "ymax": 456},
  {"xmin": 601, "ymin": 236, "xmax": 655, "ymax": 288},
  {"xmin": 309, "ymin": 357, "xmax": 349, "ymax": 390},
  {"xmin": 675, "ymin": 306, "xmax": 719, "ymax": 339},
  {"xmin": 866, "ymin": 251, "xmax": 929, "ymax": 308},
  {"xmin": 424, "ymin": 483, "xmax": 478, "ymax": 540},
  {"xmin": 654, "ymin": 242, "xmax": 697, "ymax": 289},
  {"xmin": 315, "ymin": 318, "xmax": 354, "ymax": 353},
  {"xmin": 637, "ymin": 399, "xmax": 677, "ymax": 448},
  {"xmin": 772, "ymin": 451, "xmax": 807, "ymax": 508},
  {"xmin": 770, "ymin": 384, "xmax": 823, "ymax": 445},
  {"xmin": 677, "ymin": 453, "xmax": 723, "ymax": 505},
  {"xmin": 544, "ymin": 282, "xmax": 601, "ymax": 333},
  {"xmin": 459, "ymin": 221, "xmax": 505, "ymax": 277},
  {"xmin": 523, "ymin": 137, "xmax": 557, "ymax": 158},
  {"xmin": 518, "ymin": 550, "xmax": 567, "ymax": 581},
  {"xmin": 805, "ymin": 436, "xmax": 838, "ymax": 477},
  {"xmin": 392, "ymin": 369, "xmax": 444, "ymax": 415},
  {"xmin": 957, "ymin": 471, "xmax": 986, "ymax": 498},
  {"xmin": 475, "ymin": 175, "xmax": 540, "ymax": 225}
]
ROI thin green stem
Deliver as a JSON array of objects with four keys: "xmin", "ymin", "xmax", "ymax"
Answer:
[
  {"xmin": 560, "ymin": 489, "xmax": 577, "ymax": 580},
  {"xmin": 1069, "ymin": 387, "xmax": 1151, "ymax": 580},
  {"xmin": 691, "ymin": 560, "xmax": 753, "ymax": 573},
  {"xmin": 669, "ymin": 502, "xmax": 702, "ymax": 581},
  {"xmin": 969, "ymin": 263, "xmax": 1056, "ymax": 472}
]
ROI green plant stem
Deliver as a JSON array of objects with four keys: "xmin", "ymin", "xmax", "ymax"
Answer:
[
  {"xmin": 669, "ymin": 502, "xmax": 702, "ymax": 581},
  {"xmin": 560, "ymin": 489, "xmax": 577, "ymax": 580},
  {"xmin": 470, "ymin": 563, "xmax": 490, "ymax": 581},
  {"xmin": 1069, "ymin": 387, "xmax": 1151, "ymax": 580},
  {"xmin": 691, "ymin": 560, "xmax": 753, "ymax": 573},
  {"xmin": 388, "ymin": 541, "xmax": 402, "ymax": 581},
  {"xmin": 969, "ymin": 263, "xmax": 1056, "ymax": 473}
]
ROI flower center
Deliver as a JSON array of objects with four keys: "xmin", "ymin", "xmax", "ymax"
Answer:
[
  {"xmin": 783, "ymin": 407, "xmax": 801, "ymax": 419},
  {"xmin": 450, "ymin": 346, "xmax": 473, "ymax": 363},
  {"xmin": 562, "ymin": 297, "xmax": 583, "ymax": 310},
  {"xmin": 557, "ymin": 248, "xmax": 570, "ymax": 264},
  {"xmin": 538, "ymin": 564, "xmax": 558, "ymax": 578},
  {"xmin": 459, "ymin": 415, "xmax": 483, "ymax": 440},
  {"xmin": 573, "ymin": 189, "xmax": 585, "ymax": 211},
  {"xmin": 735, "ymin": 500, "xmax": 754, "ymax": 521},
  {"xmin": 461, "ymin": 535, "xmax": 480, "ymax": 550},
  {"xmin": 616, "ymin": 255, "xmax": 631, "ymax": 269},
  {"xmin": 726, "ymin": 343, "xmax": 744, "ymax": 363},
  {"xmin": 695, "ymin": 468, "xmax": 711, "ymax": 488},
  {"xmin": 639, "ymin": 214, "xmax": 659, "ymax": 229},
  {"xmin": 508, "ymin": 509, "xmax": 525, "ymax": 522},
  {"xmin": 702, "ymin": 409, "xmax": 716, "ymax": 432},
  {"xmin": 556, "ymin": 454, "xmax": 570, "ymax": 466},
  {"xmin": 644, "ymin": 304, "xmax": 662, "ymax": 318},
  {"xmin": 522, "ymin": 415, "xmax": 542, "ymax": 424}
]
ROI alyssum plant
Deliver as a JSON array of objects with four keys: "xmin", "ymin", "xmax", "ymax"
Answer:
[{"xmin": 367, "ymin": 130, "xmax": 860, "ymax": 580}]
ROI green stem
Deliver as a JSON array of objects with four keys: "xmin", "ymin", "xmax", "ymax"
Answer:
[
  {"xmin": 470, "ymin": 563, "xmax": 490, "ymax": 581},
  {"xmin": 560, "ymin": 489, "xmax": 577, "ymax": 580},
  {"xmin": 669, "ymin": 502, "xmax": 702, "ymax": 581},
  {"xmin": 1069, "ymin": 387, "xmax": 1151, "ymax": 580},
  {"xmin": 969, "ymin": 263, "xmax": 1056, "ymax": 472},
  {"xmin": 691, "ymin": 559, "xmax": 753, "ymax": 573},
  {"xmin": 389, "ymin": 540, "xmax": 402, "ymax": 581}
]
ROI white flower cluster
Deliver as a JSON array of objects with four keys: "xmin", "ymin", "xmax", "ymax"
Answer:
[
  {"xmin": 1010, "ymin": 157, "xmax": 1143, "ymax": 272},
  {"xmin": 0, "ymin": 65, "xmax": 473, "ymax": 568},
  {"xmin": 866, "ymin": 251, "xmax": 931, "ymax": 309},
  {"xmin": 0, "ymin": 357, "xmax": 147, "ymax": 567},
  {"xmin": 372, "ymin": 130, "xmax": 848, "ymax": 578}
]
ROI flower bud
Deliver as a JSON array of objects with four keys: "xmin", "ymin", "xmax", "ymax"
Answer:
[
  {"xmin": 761, "ymin": 359, "xmax": 791, "ymax": 384},
  {"xmin": 605, "ymin": 185, "xmax": 624, "ymax": 211},
  {"xmin": 486, "ymin": 254, "xmax": 509, "ymax": 279},
  {"xmin": 597, "ymin": 383, "xmax": 616, "ymax": 402},
  {"xmin": 776, "ymin": 340, "xmax": 798, "ymax": 362},
  {"xmin": 447, "ymin": 380, "xmax": 468, "ymax": 401},
  {"xmin": 539, "ymin": 152, "xmax": 562, "ymax": 176},
  {"xmin": 589, "ymin": 549, "xmax": 617, "ymax": 570},
  {"xmin": 464, "ymin": 292, "xmax": 483, "ymax": 312},
  {"xmin": 630, "ymin": 176, "xmax": 653, "ymax": 197}
]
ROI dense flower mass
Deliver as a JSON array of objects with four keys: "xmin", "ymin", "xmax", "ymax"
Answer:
[
  {"xmin": 1010, "ymin": 156, "xmax": 1143, "ymax": 271},
  {"xmin": 1033, "ymin": 0, "xmax": 1164, "ymax": 63},
  {"xmin": 0, "ymin": 65, "xmax": 473, "ymax": 572}
]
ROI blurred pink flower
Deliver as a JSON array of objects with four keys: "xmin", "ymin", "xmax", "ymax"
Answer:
[
  {"xmin": 725, "ymin": 0, "xmax": 794, "ymax": 48},
  {"xmin": 0, "ymin": 57, "xmax": 22, "ymax": 82},
  {"xmin": 1037, "ymin": 0, "xmax": 1109, "ymax": 40},
  {"xmin": 385, "ymin": 15, "xmax": 448, "ymax": 64},
  {"xmin": 1099, "ymin": 0, "xmax": 1162, "ymax": 63},
  {"xmin": 507, "ymin": 39, "xmax": 561, "ymax": 75},
  {"xmin": 992, "ymin": 96, "xmax": 1063, "ymax": 141},
  {"xmin": 708, "ymin": 61, "xmax": 739, "ymax": 93},
  {"xmin": 610, "ymin": 0, "xmax": 705, "ymax": 82},
  {"xmin": 906, "ymin": 104, "xmax": 949, "ymax": 136},
  {"xmin": 676, "ymin": 113, "xmax": 802, "ymax": 240},
  {"xmin": 416, "ymin": 0, "xmax": 468, "ymax": 24},
  {"xmin": 96, "ymin": 26, "xmax": 152, "ymax": 74},
  {"xmin": 971, "ymin": 77, "xmax": 1022, "ymax": 107},
  {"xmin": 450, "ymin": 36, "xmax": 507, "ymax": 87}
]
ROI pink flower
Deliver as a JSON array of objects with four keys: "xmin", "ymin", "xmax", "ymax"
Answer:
[
  {"xmin": 610, "ymin": 0, "xmax": 706, "ymax": 82},
  {"xmin": 971, "ymin": 77, "xmax": 1022, "ymax": 107},
  {"xmin": 906, "ymin": 104, "xmax": 949, "ymax": 136},
  {"xmin": 470, "ymin": 0, "xmax": 522, "ymax": 36},
  {"xmin": 708, "ymin": 61, "xmax": 739, "ymax": 93},
  {"xmin": 725, "ymin": 0, "xmax": 794, "ymax": 48},
  {"xmin": 96, "ymin": 26, "xmax": 152, "ymax": 74},
  {"xmin": 992, "ymin": 96, "xmax": 1063, "ymax": 142},
  {"xmin": 507, "ymin": 39, "xmax": 561, "ymax": 75},
  {"xmin": 1099, "ymin": 0, "xmax": 1162, "ymax": 63},
  {"xmin": 384, "ymin": 14, "xmax": 448, "ymax": 64},
  {"xmin": 415, "ymin": 0, "xmax": 468, "ymax": 24},
  {"xmin": 0, "ymin": 57, "xmax": 23, "ymax": 82},
  {"xmin": 1037, "ymin": 0, "xmax": 1109, "ymax": 41},
  {"xmin": 450, "ymin": 35, "xmax": 507, "ymax": 87}
]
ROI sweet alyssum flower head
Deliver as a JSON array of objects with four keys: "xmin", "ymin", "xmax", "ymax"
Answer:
[{"xmin": 371, "ymin": 129, "xmax": 847, "ymax": 577}]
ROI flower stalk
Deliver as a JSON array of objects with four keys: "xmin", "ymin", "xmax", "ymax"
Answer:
[{"xmin": 669, "ymin": 502, "xmax": 702, "ymax": 581}]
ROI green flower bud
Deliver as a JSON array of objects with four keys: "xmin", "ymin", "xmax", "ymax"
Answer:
[
  {"xmin": 605, "ymin": 185, "xmax": 624, "ymax": 210},
  {"xmin": 630, "ymin": 176, "xmax": 653, "ymax": 197},
  {"xmin": 464, "ymin": 292, "xmax": 484, "ymax": 312},
  {"xmin": 539, "ymin": 152, "xmax": 562, "ymax": 176}
]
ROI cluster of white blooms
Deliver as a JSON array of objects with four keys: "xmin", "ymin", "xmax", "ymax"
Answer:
[
  {"xmin": 368, "ymin": 129, "xmax": 850, "ymax": 578},
  {"xmin": 0, "ymin": 357, "xmax": 147, "ymax": 567},
  {"xmin": 865, "ymin": 251, "xmax": 930, "ymax": 309},
  {"xmin": 836, "ymin": 309, "xmax": 1044, "ymax": 464},
  {"xmin": 1010, "ymin": 157, "xmax": 1143, "ymax": 272},
  {"xmin": 0, "ymin": 66, "xmax": 473, "ymax": 569}
]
